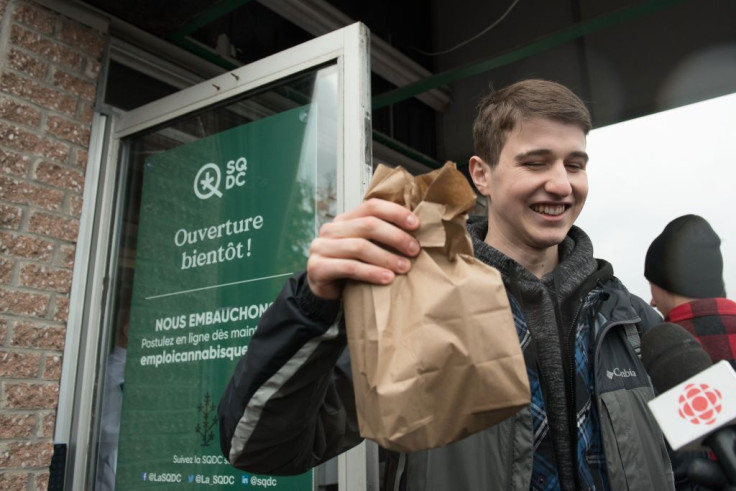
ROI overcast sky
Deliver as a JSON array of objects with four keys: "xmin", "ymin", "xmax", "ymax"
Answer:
[{"xmin": 576, "ymin": 91, "xmax": 736, "ymax": 304}]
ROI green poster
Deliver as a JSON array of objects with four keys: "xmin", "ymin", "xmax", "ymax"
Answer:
[{"xmin": 116, "ymin": 106, "xmax": 317, "ymax": 489}]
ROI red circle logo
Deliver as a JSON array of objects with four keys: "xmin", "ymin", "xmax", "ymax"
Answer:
[{"xmin": 678, "ymin": 383, "xmax": 723, "ymax": 425}]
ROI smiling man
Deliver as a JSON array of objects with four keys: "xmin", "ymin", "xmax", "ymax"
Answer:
[
  {"xmin": 219, "ymin": 79, "xmax": 675, "ymax": 490},
  {"xmin": 469, "ymin": 115, "xmax": 589, "ymax": 278}
]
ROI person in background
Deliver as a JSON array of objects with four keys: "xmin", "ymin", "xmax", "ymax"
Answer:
[
  {"xmin": 645, "ymin": 214, "xmax": 736, "ymax": 491},
  {"xmin": 645, "ymin": 214, "xmax": 736, "ymax": 368},
  {"xmin": 219, "ymin": 79, "xmax": 674, "ymax": 490}
]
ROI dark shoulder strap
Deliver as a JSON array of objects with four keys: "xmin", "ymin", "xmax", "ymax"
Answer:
[{"xmin": 625, "ymin": 323, "xmax": 641, "ymax": 359}]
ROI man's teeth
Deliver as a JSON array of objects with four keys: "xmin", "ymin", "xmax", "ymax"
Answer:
[{"xmin": 532, "ymin": 205, "xmax": 565, "ymax": 215}]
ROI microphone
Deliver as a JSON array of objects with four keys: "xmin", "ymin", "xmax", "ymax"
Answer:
[
  {"xmin": 642, "ymin": 322, "xmax": 736, "ymax": 486},
  {"xmin": 641, "ymin": 321, "xmax": 713, "ymax": 391}
]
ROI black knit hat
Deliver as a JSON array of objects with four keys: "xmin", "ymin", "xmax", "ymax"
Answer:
[{"xmin": 644, "ymin": 214, "xmax": 725, "ymax": 298}]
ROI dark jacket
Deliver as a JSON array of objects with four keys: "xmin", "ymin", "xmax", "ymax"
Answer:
[{"xmin": 219, "ymin": 224, "xmax": 674, "ymax": 490}]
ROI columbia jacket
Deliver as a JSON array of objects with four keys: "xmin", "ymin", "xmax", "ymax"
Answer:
[{"xmin": 219, "ymin": 225, "xmax": 674, "ymax": 490}]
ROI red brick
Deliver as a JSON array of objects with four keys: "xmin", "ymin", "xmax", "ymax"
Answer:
[
  {"xmin": 0, "ymin": 148, "xmax": 31, "ymax": 176},
  {"xmin": 40, "ymin": 412, "xmax": 55, "ymax": 438},
  {"xmin": 52, "ymin": 296, "xmax": 68, "ymax": 323},
  {"xmin": 10, "ymin": 25, "xmax": 83, "ymax": 71},
  {"xmin": 0, "ymin": 440, "xmax": 54, "ymax": 467},
  {"xmin": 0, "ymin": 174, "xmax": 63, "ymax": 210},
  {"xmin": 0, "ymin": 350, "xmax": 41, "ymax": 378},
  {"xmin": 9, "ymin": 24, "xmax": 53, "ymax": 56},
  {"xmin": 0, "ymin": 232, "xmax": 54, "ymax": 261},
  {"xmin": 20, "ymin": 263, "xmax": 72, "ymax": 293},
  {"xmin": 52, "ymin": 68, "xmax": 96, "ymax": 101},
  {"xmin": 11, "ymin": 322, "xmax": 65, "ymax": 350},
  {"xmin": 34, "ymin": 472, "xmax": 49, "ymax": 490},
  {"xmin": 4, "ymin": 383, "xmax": 59, "ymax": 410},
  {"xmin": 46, "ymin": 116, "xmax": 90, "ymax": 147},
  {"xmin": 74, "ymin": 148, "xmax": 88, "ymax": 168},
  {"xmin": 34, "ymin": 161, "xmax": 84, "ymax": 193},
  {"xmin": 0, "ymin": 204, "xmax": 23, "ymax": 229},
  {"xmin": 70, "ymin": 195, "xmax": 82, "ymax": 217},
  {"xmin": 0, "ymin": 121, "xmax": 41, "ymax": 152},
  {"xmin": 0, "ymin": 413, "xmax": 35, "ymax": 438},
  {"xmin": 0, "ymin": 72, "xmax": 77, "ymax": 117},
  {"xmin": 0, "ymin": 96, "xmax": 42, "ymax": 127},
  {"xmin": 58, "ymin": 244, "xmax": 75, "ymax": 268},
  {"xmin": 0, "ymin": 256, "xmax": 14, "ymax": 284},
  {"xmin": 78, "ymin": 99, "xmax": 94, "ymax": 125},
  {"xmin": 0, "ymin": 288, "xmax": 49, "ymax": 317},
  {"xmin": 14, "ymin": 3, "xmax": 56, "ymax": 35},
  {"xmin": 59, "ymin": 21, "xmax": 105, "ymax": 58},
  {"xmin": 41, "ymin": 354, "xmax": 61, "ymax": 379},
  {"xmin": 8, "ymin": 47, "xmax": 49, "ymax": 79},
  {"xmin": 35, "ymin": 137, "xmax": 70, "ymax": 163},
  {"xmin": 84, "ymin": 57, "xmax": 101, "ymax": 81},
  {"xmin": 0, "ymin": 472, "xmax": 29, "ymax": 490},
  {"xmin": 28, "ymin": 211, "xmax": 78, "ymax": 241}
]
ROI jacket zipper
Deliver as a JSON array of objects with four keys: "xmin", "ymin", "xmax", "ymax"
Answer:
[{"xmin": 565, "ymin": 296, "xmax": 585, "ymax": 489}]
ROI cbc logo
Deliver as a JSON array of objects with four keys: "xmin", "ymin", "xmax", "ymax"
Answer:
[
  {"xmin": 678, "ymin": 382, "xmax": 723, "ymax": 425},
  {"xmin": 193, "ymin": 157, "xmax": 248, "ymax": 200}
]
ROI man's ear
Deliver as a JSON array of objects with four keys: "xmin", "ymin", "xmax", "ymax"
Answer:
[{"xmin": 469, "ymin": 155, "xmax": 491, "ymax": 196}]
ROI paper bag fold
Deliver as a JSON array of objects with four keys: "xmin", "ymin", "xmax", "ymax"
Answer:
[{"xmin": 343, "ymin": 162, "xmax": 531, "ymax": 452}]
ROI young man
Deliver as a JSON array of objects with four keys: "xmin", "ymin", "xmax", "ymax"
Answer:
[
  {"xmin": 219, "ymin": 79, "xmax": 674, "ymax": 490},
  {"xmin": 645, "ymin": 214, "xmax": 736, "ymax": 368}
]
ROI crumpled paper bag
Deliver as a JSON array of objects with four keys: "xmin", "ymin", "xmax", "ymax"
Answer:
[{"xmin": 343, "ymin": 161, "xmax": 530, "ymax": 452}]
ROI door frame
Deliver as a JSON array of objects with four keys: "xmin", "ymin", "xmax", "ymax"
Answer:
[{"xmin": 57, "ymin": 22, "xmax": 374, "ymax": 490}]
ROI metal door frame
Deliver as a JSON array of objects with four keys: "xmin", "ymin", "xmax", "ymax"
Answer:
[{"xmin": 57, "ymin": 22, "xmax": 374, "ymax": 490}]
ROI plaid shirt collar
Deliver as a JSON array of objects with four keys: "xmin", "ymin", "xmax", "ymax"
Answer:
[{"xmin": 666, "ymin": 297, "xmax": 736, "ymax": 323}]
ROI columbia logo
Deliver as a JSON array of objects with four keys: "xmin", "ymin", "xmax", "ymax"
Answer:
[{"xmin": 607, "ymin": 368, "xmax": 637, "ymax": 380}]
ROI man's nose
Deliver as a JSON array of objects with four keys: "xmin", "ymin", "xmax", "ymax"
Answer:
[{"xmin": 544, "ymin": 163, "xmax": 573, "ymax": 196}]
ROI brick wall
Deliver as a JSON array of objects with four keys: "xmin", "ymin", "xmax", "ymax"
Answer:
[{"xmin": 0, "ymin": 0, "xmax": 106, "ymax": 488}]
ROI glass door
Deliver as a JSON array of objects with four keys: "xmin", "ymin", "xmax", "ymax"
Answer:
[{"xmin": 68, "ymin": 22, "xmax": 372, "ymax": 491}]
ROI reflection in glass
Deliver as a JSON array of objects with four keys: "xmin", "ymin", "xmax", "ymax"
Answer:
[{"xmin": 93, "ymin": 64, "xmax": 339, "ymax": 490}]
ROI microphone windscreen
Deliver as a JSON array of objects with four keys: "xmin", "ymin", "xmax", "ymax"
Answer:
[{"xmin": 641, "ymin": 322, "xmax": 713, "ymax": 393}]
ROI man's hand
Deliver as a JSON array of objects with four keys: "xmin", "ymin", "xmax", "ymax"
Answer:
[{"xmin": 306, "ymin": 198, "xmax": 421, "ymax": 300}]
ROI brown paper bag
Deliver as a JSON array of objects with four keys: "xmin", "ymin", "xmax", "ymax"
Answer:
[{"xmin": 343, "ymin": 162, "xmax": 530, "ymax": 452}]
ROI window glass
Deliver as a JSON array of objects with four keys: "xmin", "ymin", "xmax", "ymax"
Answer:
[{"xmin": 94, "ymin": 64, "xmax": 339, "ymax": 490}]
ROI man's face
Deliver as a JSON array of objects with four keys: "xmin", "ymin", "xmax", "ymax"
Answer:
[
  {"xmin": 649, "ymin": 282, "xmax": 675, "ymax": 317},
  {"xmin": 471, "ymin": 117, "xmax": 589, "ymax": 257}
]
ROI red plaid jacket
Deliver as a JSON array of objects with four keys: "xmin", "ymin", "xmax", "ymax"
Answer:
[{"xmin": 666, "ymin": 297, "xmax": 736, "ymax": 368}]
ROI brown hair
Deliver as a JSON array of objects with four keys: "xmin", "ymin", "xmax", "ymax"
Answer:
[{"xmin": 472, "ymin": 79, "xmax": 592, "ymax": 167}]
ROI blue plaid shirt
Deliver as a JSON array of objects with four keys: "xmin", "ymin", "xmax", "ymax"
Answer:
[{"xmin": 509, "ymin": 292, "xmax": 609, "ymax": 490}]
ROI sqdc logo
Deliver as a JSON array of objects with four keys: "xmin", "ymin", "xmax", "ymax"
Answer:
[{"xmin": 194, "ymin": 157, "xmax": 248, "ymax": 200}]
